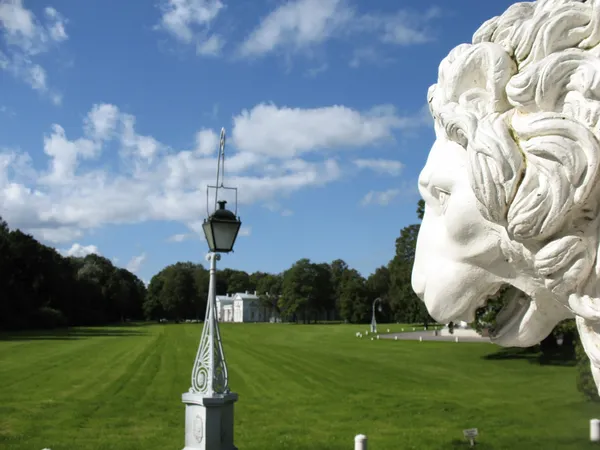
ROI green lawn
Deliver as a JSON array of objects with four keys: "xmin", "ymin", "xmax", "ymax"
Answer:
[{"xmin": 0, "ymin": 323, "xmax": 598, "ymax": 450}]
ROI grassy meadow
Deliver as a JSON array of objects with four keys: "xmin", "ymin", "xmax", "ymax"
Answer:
[{"xmin": 0, "ymin": 323, "xmax": 598, "ymax": 450}]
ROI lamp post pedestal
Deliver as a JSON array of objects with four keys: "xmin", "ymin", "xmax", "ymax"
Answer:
[{"xmin": 182, "ymin": 392, "xmax": 238, "ymax": 450}]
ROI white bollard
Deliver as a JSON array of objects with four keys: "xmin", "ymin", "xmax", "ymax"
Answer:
[
  {"xmin": 376, "ymin": 335, "xmax": 380, "ymax": 340},
  {"xmin": 394, "ymin": 336, "xmax": 398, "ymax": 341},
  {"xmin": 591, "ymin": 419, "xmax": 600, "ymax": 442},
  {"xmin": 387, "ymin": 328, "xmax": 390, "ymax": 333},
  {"xmin": 412, "ymin": 327, "xmax": 415, "ymax": 331},
  {"xmin": 419, "ymin": 336, "xmax": 423, "ymax": 342},
  {"xmin": 401, "ymin": 328, "xmax": 404, "ymax": 332},
  {"xmin": 355, "ymin": 434, "xmax": 368, "ymax": 450},
  {"xmin": 455, "ymin": 336, "xmax": 459, "ymax": 343}
]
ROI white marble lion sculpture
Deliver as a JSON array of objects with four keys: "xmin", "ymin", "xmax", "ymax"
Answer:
[{"xmin": 411, "ymin": 0, "xmax": 600, "ymax": 394}]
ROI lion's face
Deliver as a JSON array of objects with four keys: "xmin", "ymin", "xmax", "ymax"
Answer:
[{"xmin": 412, "ymin": 133, "xmax": 573, "ymax": 346}]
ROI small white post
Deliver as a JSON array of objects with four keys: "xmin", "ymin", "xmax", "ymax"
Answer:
[
  {"xmin": 355, "ymin": 434, "xmax": 367, "ymax": 450},
  {"xmin": 455, "ymin": 336, "xmax": 459, "ymax": 343},
  {"xmin": 394, "ymin": 336, "xmax": 398, "ymax": 341},
  {"xmin": 419, "ymin": 336, "xmax": 423, "ymax": 342},
  {"xmin": 591, "ymin": 419, "xmax": 600, "ymax": 442}
]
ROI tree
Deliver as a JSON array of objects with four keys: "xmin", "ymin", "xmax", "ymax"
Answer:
[
  {"xmin": 337, "ymin": 269, "xmax": 370, "ymax": 323},
  {"xmin": 256, "ymin": 273, "xmax": 283, "ymax": 320},
  {"xmin": 280, "ymin": 259, "xmax": 334, "ymax": 323},
  {"xmin": 0, "ymin": 217, "xmax": 146, "ymax": 330},
  {"xmin": 329, "ymin": 259, "xmax": 349, "ymax": 300},
  {"xmin": 387, "ymin": 200, "xmax": 432, "ymax": 325},
  {"xmin": 216, "ymin": 268, "xmax": 253, "ymax": 295},
  {"xmin": 577, "ymin": 335, "xmax": 600, "ymax": 402},
  {"xmin": 366, "ymin": 266, "xmax": 390, "ymax": 302},
  {"xmin": 144, "ymin": 262, "xmax": 203, "ymax": 320},
  {"xmin": 417, "ymin": 199, "xmax": 425, "ymax": 220}
]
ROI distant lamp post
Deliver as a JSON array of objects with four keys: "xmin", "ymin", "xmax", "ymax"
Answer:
[
  {"xmin": 182, "ymin": 128, "xmax": 241, "ymax": 450},
  {"xmin": 370, "ymin": 297, "xmax": 383, "ymax": 334}
]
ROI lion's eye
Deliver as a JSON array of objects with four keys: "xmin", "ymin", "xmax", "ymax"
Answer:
[{"xmin": 435, "ymin": 188, "xmax": 450, "ymax": 213}]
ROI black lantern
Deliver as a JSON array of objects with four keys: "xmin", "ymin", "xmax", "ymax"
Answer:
[
  {"xmin": 202, "ymin": 128, "xmax": 242, "ymax": 254},
  {"xmin": 202, "ymin": 200, "xmax": 242, "ymax": 253}
]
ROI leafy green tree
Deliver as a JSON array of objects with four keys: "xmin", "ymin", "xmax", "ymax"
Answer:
[
  {"xmin": 337, "ymin": 269, "xmax": 370, "ymax": 323},
  {"xmin": 249, "ymin": 271, "xmax": 269, "ymax": 292},
  {"xmin": 256, "ymin": 273, "xmax": 283, "ymax": 314},
  {"xmin": 0, "ymin": 216, "xmax": 146, "ymax": 330},
  {"xmin": 281, "ymin": 259, "xmax": 334, "ymax": 323},
  {"xmin": 576, "ymin": 336, "xmax": 600, "ymax": 402},
  {"xmin": 387, "ymin": 200, "xmax": 432, "ymax": 325},
  {"xmin": 329, "ymin": 259, "xmax": 349, "ymax": 299}
]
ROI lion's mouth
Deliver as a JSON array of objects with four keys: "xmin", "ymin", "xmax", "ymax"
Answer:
[{"xmin": 477, "ymin": 284, "xmax": 531, "ymax": 342}]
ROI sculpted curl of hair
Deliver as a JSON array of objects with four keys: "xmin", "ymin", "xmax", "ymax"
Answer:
[{"xmin": 428, "ymin": 0, "xmax": 600, "ymax": 387}]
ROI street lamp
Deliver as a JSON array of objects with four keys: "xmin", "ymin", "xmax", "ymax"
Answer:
[
  {"xmin": 370, "ymin": 297, "xmax": 383, "ymax": 333},
  {"xmin": 182, "ymin": 128, "xmax": 241, "ymax": 450}
]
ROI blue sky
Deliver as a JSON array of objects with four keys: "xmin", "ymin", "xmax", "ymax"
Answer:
[{"xmin": 0, "ymin": 0, "xmax": 517, "ymax": 284}]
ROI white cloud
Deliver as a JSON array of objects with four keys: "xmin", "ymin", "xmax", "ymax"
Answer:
[
  {"xmin": 305, "ymin": 63, "xmax": 328, "ymax": 78},
  {"xmin": 0, "ymin": 100, "xmax": 424, "ymax": 243},
  {"xmin": 354, "ymin": 7, "xmax": 441, "ymax": 46},
  {"xmin": 44, "ymin": 7, "xmax": 67, "ymax": 43},
  {"xmin": 167, "ymin": 233, "xmax": 192, "ymax": 242},
  {"xmin": 238, "ymin": 0, "xmax": 351, "ymax": 57},
  {"xmin": 155, "ymin": 0, "xmax": 225, "ymax": 56},
  {"xmin": 61, "ymin": 243, "xmax": 101, "ymax": 257},
  {"xmin": 232, "ymin": 103, "xmax": 422, "ymax": 158},
  {"xmin": 196, "ymin": 34, "xmax": 224, "ymax": 56},
  {"xmin": 41, "ymin": 124, "xmax": 98, "ymax": 185},
  {"xmin": 353, "ymin": 158, "xmax": 404, "ymax": 176},
  {"xmin": 126, "ymin": 252, "xmax": 146, "ymax": 274},
  {"xmin": 195, "ymin": 128, "xmax": 218, "ymax": 155},
  {"xmin": 349, "ymin": 47, "xmax": 394, "ymax": 68},
  {"xmin": 85, "ymin": 104, "xmax": 120, "ymax": 141},
  {"xmin": 360, "ymin": 189, "xmax": 400, "ymax": 206},
  {"xmin": 0, "ymin": 0, "xmax": 68, "ymax": 101},
  {"xmin": 281, "ymin": 209, "xmax": 293, "ymax": 217},
  {"xmin": 238, "ymin": 0, "xmax": 440, "ymax": 59},
  {"xmin": 238, "ymin": 226, "xmax": 251, "ymax": 237}
]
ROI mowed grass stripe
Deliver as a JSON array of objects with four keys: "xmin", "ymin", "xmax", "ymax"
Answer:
[{"xmin": 1, "ymin": 323, "xmax": 599, "ymax": 450}]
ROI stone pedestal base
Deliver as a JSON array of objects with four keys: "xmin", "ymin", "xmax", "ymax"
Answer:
[{"xmin": 182, "ymin": 392, "xmax": 238, "ymax": 450}]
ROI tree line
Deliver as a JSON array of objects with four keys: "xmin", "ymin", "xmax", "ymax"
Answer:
[
  {"xmin": 0, "ymin": 199, "xmax": 429, "ymax": 330},
  {"xmin": 0, "ymin": 217, "xmax": 146, "ymax": 331},
  {"xmin": 143, "ymin": 200, "xmax": 431, "ymax": 325}
]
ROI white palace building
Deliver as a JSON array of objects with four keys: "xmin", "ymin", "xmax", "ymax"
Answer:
[{"xmin": 216, "ymin": 291, "xmax": 282, "ymax": 323}]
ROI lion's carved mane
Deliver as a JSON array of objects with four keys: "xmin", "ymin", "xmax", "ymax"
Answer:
[{"xmin": 427, "ymin": 0, "xmax": 600, "ymax": 391}]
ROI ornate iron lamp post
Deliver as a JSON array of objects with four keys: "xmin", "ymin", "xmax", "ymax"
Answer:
[
  {"xmin": 370, "ymin": 297, "xmax": 383, "ymax": 334},
  {"xmin": 182, "ymin": 128, "xmax": 241, "ymax": 450}
]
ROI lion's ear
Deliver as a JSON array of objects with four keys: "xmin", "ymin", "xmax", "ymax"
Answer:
[{"xmin": 506, "ymin": 113, "xmax": 600, "ymax": 241}]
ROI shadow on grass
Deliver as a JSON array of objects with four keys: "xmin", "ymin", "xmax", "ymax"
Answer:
[
  {"xmin": 0, "ymin": 327, "xmax": 148, "ymax": 341},
  {"xmin": 482, "ymin": 346, "xmax": 576, "ymax": 367}
]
